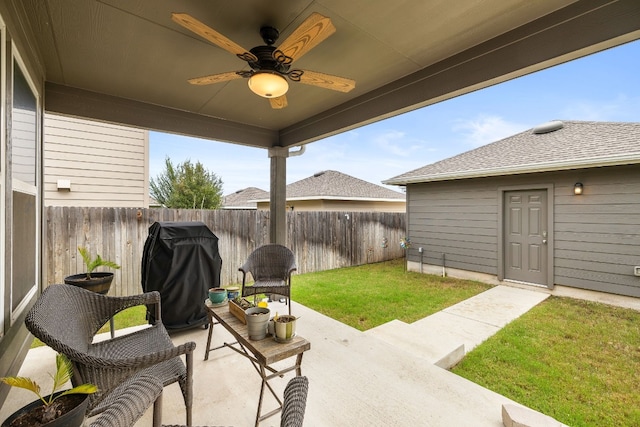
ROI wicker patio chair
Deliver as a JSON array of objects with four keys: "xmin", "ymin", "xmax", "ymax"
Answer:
[
  {"xmin": 89, "ymin": 374, "xmax": 163, "ymax": 427},
  {"xmin": 239, "ymin": 244, "xmax": 297, "ymax": 314},
  {"xmin": 24, "ymin": 284, "xmax": 195, "ymax": 426},
  {"xmin": 280, "ymin": 376, "xmax": 309, "ymax": 427}
]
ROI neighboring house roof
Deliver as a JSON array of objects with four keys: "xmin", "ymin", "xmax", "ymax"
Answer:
[
  {"xmin": 255, "ymin": 170, "xmax": 405, "ymax": 202},
  {"xmin": 384, "ymin": 120, "xmax": 640, "ymax": 185},
  {"xmin": 222, "ymin": 187, "xmax": 269, "ymax": 209}
]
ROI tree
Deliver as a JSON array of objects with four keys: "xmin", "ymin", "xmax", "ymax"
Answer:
[{"xmin": 150, "ymin": 157, "xmax": 223, "ymax": 209}]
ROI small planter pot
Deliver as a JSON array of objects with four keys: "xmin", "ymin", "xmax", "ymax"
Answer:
[
  {"xmin": 1, "ymin": 392, "xmax": 89, "ymax": 427},
  {"xmin": 245, "ymin": 307, "xmax": 270, "ymax": 340},
  {"xmin": 64, "ymin": 272, "xmax": 114, "ymax": 295},
  {"xmin": 274, "ymin": 315, "xmax": 297, "ymax": 342},
  {"xmin": 226, "ymin": 286, "xmax": 240, "ymax": 300},
  {"xmin": 208, "ymin": 287, "xmax": 227, "ymax": 304}
]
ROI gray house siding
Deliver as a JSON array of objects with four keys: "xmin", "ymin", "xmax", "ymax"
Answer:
[
  {"xmin": 553, "ymin": 164, "xmax": 640, "ymax": 296},
  {"xmin": 407, "ymin": 180, "xmax": 498, "ymax": 275},
  {"xmin": 406, "ymin": 164, "xmax": 640, "ymax": 297}
]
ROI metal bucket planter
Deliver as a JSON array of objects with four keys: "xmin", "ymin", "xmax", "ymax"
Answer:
[{"xmin": 245, "ymin": 307, "xmax": 270, "ymax": 340}]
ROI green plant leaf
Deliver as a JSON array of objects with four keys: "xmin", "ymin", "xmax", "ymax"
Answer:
[
  {"xmin": 78, "ymin": 246, "xmax": 92, "ymax": 269},
  {"xmin": 0, "ymin": 376, "xmax": 41, "ymax": 395},
  {"xmin": 59, "ymin": 383, "xmax": 98, "ymax": 397},
  {"xmin": 77, "ymin": 246, "xmax": 120, "ymax": 279},
  {"xmin": 1, "ymin": 353, "xmax": 97, "ymax": 410},
  {"xmin": 51, "ymin": 354, "xmax": 73, "ymax": 395}
]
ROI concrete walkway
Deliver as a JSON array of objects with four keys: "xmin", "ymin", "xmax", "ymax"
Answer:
[
  {"xmin": 366, "ymin": 285, "xmax": 549, "ymax": 368},
  {"xmin": 2, "ymin": 284, "xmax": 624, "ymax": 426}
]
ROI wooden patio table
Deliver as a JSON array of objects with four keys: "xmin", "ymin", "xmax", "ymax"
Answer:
[{"xmin": 204, "ymin": 299, "xmax": 311, "ymax": 426}]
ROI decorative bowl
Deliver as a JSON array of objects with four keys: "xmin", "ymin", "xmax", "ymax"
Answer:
[{"xmin": 209, "ymin": 287, "xmax": 227, "ymax": 304}]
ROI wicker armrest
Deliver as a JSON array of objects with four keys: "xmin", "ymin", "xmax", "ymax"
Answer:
[
  {"xmin": 90, "ymin": 374, "xmax": 163, "ymax": 427},
  {"xmin": 281, "ymin": 376, "xmax": 309, "ymax": 427},
  {"xmin": 100, "ymin": 290, "xmax": 162, "ymax": 325},
  {"xmin": 107, "ymin": 290, "xmax": 160, "ymax": 307}
]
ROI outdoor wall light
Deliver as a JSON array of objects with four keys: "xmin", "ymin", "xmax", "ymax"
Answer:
[
  {"xmin": 574, "ymin": 182, "xmax": 583, "ymax": 195},
  {"xmin": 248, "ymin": 71, "xmax": 288, "ymax": 98}
]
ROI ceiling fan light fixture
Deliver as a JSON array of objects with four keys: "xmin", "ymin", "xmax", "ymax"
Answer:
[{"xmin": 248, "ymin": 71, "xmax": 288, "ymax": 98}]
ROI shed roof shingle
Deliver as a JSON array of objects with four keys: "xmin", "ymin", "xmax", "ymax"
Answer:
[{"xmin": 384, "ymin": 120, "xmax": 640, "ymax": 185}]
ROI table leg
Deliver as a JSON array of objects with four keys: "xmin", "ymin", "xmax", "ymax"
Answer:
[
  {"xmin": 152, "ymin": 391, "xmax": 163, "ymax": 427},
  {"xmin": 255, "ymin": 364, "xmax": 267, "ymax": 427},
  {"xmin": 295, "ymin": 353, "xmax": 304, "ymax": 376},
  {"xmin": 204, "ymin": 314, "xmax": 213, "ymax": 360},
  {"xmin": 109, "ymin": 317, "xmax": 115, "ymax": 339}
]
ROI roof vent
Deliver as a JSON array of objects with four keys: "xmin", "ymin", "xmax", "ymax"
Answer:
[
  {"xmin": 313, "ymin": 171, "xmax": 325, "ymax": 177},
  {"xmin": 532, "ymin": 120, "xmax": 564, "ymax": 134}
]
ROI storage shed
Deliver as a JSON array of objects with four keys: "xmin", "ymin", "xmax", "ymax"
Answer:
[{"xmin": 384, "ymin": 120, "xmax": 640, "ymax": 297}]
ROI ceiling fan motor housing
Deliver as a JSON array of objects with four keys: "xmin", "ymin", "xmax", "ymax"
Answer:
[{"xmin": 248, "ymin": 45, "xmax": 290, "ymax": 74}]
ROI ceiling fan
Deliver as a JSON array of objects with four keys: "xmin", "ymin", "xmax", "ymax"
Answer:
[{"xmin": 172, "ymin": 12, "xmax": 356, "ymax": 109}]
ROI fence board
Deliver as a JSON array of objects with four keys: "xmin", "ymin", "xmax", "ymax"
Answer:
[{"xmin": 44, "ymin": 208, "xmax": 406, "ymax": 296}]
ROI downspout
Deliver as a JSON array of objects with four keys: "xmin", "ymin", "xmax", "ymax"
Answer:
[
  {"xmin": 288, "ymin": 145, "xmax": 306, "ymax": 157},
  {"xmin": 442, "ymin": 253, "xmax": 446, "ymax": 277}
]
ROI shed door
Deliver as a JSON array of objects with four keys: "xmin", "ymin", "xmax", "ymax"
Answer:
[{"xmin": 504, "ymin": 190, "xmax": 548, "ymax": 286}]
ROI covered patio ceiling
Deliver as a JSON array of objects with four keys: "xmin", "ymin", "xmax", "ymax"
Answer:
[{"xmin": 11, "ymin": 0, "xmax": 640, "ymax": 149}]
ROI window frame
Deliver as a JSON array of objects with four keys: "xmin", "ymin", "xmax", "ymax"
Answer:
[
  {"xmin": 8, "ymin": 42, "xmax": 41, "ymax": 324},
  {"xmin": 0, "ymin": 15, "xmax": 5, "ymax": 336}
]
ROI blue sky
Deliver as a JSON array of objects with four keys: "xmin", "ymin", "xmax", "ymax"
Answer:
[{"xmin": 150, "ymin": 39, "xmax": 640, "ymax": 194}]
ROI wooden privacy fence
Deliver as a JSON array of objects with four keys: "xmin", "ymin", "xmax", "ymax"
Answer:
[{"xmin": 44, "ymin": 207, "xmax": 406, "ymax": 297}]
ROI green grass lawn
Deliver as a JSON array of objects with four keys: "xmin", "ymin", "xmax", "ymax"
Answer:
[
  {"xmin": 292, "ymin": 258, "xmax": 490, "ymax": 330},
  {"xmin": 452, "ymin": 296, "xmax": 640, "ymax": 427}
]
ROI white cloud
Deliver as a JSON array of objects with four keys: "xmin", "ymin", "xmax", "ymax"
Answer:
[
  {"xmin": 561, "ymin": 94, "xmax": 640, "ymax": 122},
  {"xmin": 370, "ymin": 129, "xmax": 433, "ymax": 158},
  {"xmin": 372, "ymin": 130, "xmax": 407, "ymax": 156},
  {"xmin": 453, "ymin": 115, "xmax": 528, "ymax": 147}
]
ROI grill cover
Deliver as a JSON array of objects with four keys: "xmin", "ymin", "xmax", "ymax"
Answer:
[{"xmin": 141, "ymin": 221, "xmax": 222, "ymax": 330}]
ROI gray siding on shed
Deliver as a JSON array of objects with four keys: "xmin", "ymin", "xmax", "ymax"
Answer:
[
  {"xmin": 407, "ymin": 180, "xmax": 498, "ymax": 275},
  {"xmin": 406, "ymin": 164, "xmax": 640, "ymax": 297},
  {"xmin": 553, "ymin": 165, "xmax": 640, "ymax": 296}
]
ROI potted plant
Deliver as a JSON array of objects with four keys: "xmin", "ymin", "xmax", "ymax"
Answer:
[
  {"xmin": 1, "ymin": 353, "xmax": 97, "ymax": 427},
  {"xmin": 273, "ymin": 313, "xmax": 298, "ymax": 342},
  {"xmin": 64, "ymin": 246, "xmax": 120, "ymax": 294},
  {"xmin": 244, "ymin": 307, "xmax": 270, "ymax": 340}
]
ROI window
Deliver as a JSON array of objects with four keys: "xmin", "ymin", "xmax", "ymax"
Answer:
[
  {"xmin": 10, "ymin": 50, "xmax": 39, "ymax": 320},
  {"xmin": 12, "ymin": 61, "xmax": 36, "ymax": 185}
]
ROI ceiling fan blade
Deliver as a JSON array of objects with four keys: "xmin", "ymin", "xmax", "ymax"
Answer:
[
  {"xmin": 187, "ymin": 71, "xmax": 243, "ymax": 85},
  {"xmin": 276, "ymin": 13, "xmax": 336, "ymax": 63},
  {"xmin": 269, "ymin": 96, "xmax": 288, "ymax": 109},
  {"xmin": 172, "ymin": 13, "xmax": 258, "ymax": 62},
  {"xmin": 297, "ymin": 70, "xmax": 355, "ymax": 93}
]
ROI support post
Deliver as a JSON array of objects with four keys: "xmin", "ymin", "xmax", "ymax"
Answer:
[{"xmin": 268, "ymin": 147, "xmax": 288, "ymax": 245}]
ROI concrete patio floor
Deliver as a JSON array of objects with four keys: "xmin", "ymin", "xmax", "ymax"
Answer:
[{"xmin": 2, "ymin": 284, "xmax": 639, "ymax": 426}]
